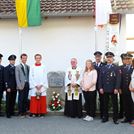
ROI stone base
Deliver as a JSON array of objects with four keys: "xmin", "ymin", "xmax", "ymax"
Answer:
[{"xmin": 47, "ymin": 108, "xmax": 64, "ymax": 116}]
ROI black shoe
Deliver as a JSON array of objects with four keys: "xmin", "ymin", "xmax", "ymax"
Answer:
[
  {"xmin": 0, "ymin": 113, "xmax": 4, "ymax": 117},
  {"xmin": 6, "ymin": 115, "xmax": 11, "ymax": 118},
  {"xmin": 118, "ymin": 114, "xmax": 123, "ymax": 119},
  {"xmin": 11, "ymin": 112, "xmax": 15, "ymax": 116},
  {"xmin": 100, "ymin": 115, "xmax": 103, "ymax": 119},
  {"xmin": 78, "ymin": 116, "xmax": 82, "ymax": 119},
  {"xmin": 17, "ymin": 112, "xmax": 21, "ymax": 116},
  {"xmin": 102, "ymin": 118, "xmax": 108, "ymax": 123},
  {"xmin": 114, "ymin": 120, "xmax": 119, "ymax": 125},
  {"xmin": 129, "ymin": 120, "xmax": 134, "ymax": 124},
  {"xmin": 71, "ymin": 116, "xmax": 76, "ymax": 118},
  {"xmin": 121, "ymin": 118, "xmax": 129, "ymax": 123}
]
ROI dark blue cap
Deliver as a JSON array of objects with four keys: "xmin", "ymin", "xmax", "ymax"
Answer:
[
  {"xmin": 0, "ymin": 54, "xmax": 3, "ymax": 59},
  {"xmin": 8, "ymin": 55, "xmax": 16, "ymax": 60},
  {"xmin": 123, "ymin": 53, "xmax": 133, "ymax": 59},
  {"xmin": 105, "ymin": 52, "xmax": 115, "ymax": 57},
  {"xmin": 120, "ymin": 53, "xmax": 125, "ymax": 59},
  {"xmin": 94, "ymin": 51, "xmax": 102, "ymax": 56}
]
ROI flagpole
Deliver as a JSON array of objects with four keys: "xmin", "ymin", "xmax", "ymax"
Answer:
[
  {"xmin": 18, "ymin": 27, "xmax": 22, "ymax": 55},
  {"xmin": 94, "ymin": 26, "xmax": 98, "ymax": 51}
]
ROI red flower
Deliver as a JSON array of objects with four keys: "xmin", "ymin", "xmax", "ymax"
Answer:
[{"xmin": 54, "ymin": 102, "xmax": 58, "ymax": 107}]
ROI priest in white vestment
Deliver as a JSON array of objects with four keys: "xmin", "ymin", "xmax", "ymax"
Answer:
[{"xmin": 64, "ymin": 58, "xmax": 82, "ymax": 118}]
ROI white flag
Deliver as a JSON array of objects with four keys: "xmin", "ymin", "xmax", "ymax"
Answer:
[{"xmin": 95, "ymin": 0, "xmax": 112, "ymax": 26}]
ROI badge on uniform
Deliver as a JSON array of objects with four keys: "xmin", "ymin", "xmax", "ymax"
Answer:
[{"xmin": 110, "ymin": 71, "xmax": 116, "ymax": 77}]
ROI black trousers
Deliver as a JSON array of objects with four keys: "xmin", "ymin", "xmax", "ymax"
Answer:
[
  {"xmin": 103, "ymin": 92, "xmax": 118, "ymax": 121},
  {"xmin": 83, "ymin": 90, "xmax": 96, "ymax": 117},
  {"xmin": 18, "ymin": 82, "xmax": 29, "ymax": 115},
  {"xmin": 6, "ymin": 90, "xmax": 17, "ymax": 116},
  {"xmin": 98, "ymin": 91, "xmax": 104, "ymax": 118},
  {"xmin": 64, "ymin": 93, "xmax": 82, "ymax": 118},
  {"xmin": 119, "ymin": 94, "xmax": 124, "ymax": 117},
  {"xmin": 122, "ymin": 91, "xmax": 134, "ymax": 121},
  {"xmin": 0, "ymin": 90, "xmax": 3, "ymax": 113}
]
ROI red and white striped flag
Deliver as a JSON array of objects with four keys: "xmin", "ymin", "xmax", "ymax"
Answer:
[{"xmin": 95, "ymin": 0, "xmax": 112, "ymax": 26}]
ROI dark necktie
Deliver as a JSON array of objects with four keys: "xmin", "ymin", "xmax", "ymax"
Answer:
[
  {"xmin": 96, "ymin": 63, "xmax": 99, "ymax": 67},
  {"xmin": 24, "ymin": 65, "xmax": 28, "ymax": 77},
  {"xmin": 21, "ymin": 64, "xmax": 26, "ymax": 76},
  {"xmin": 126, "ymin": 65, "xmax": 130, "ymax": 71},
  {"xmin": 107, "ymin": 64, "xmax": 111, "ymax": 69},
  {"xmin": 11, "ymin": 65, "xmax": 15, "ymax": 69}
]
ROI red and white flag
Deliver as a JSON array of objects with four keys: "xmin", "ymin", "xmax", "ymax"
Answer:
[{"xmin": 95, "ymin": 0, "xmax": 112, "ymax": 26}]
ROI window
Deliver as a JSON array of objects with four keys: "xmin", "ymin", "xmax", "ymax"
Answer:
[{"xmin": 126, "ymin": 14, "xmax": 134, "ymax": 52}]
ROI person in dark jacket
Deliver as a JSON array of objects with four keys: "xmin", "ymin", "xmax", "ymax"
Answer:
[
  {"xmin": 4, "ymin": 55, "xmax": 17, "ymax": 118},
  {"xmin": 93, "ymin": 51, "xmax": 105, "ymax": 119},
  {"xmin": 0, "ymin": 54, "xmax": 4, "ymax": 116},
  {"xmin": 120, "ymin": 53, "xmax": 134, "ymax": 124},
  {"xmin": 99, "ymin": 52, "xmax": 121, "ymax": 124},
  {"xmin": 118, "ymin": 53, "xmax": 127, "ymax": 119}
]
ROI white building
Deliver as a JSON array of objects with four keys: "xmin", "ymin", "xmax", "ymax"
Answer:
[{"xmin": 0, "ymin": 0, "xmax": 134, "ymax": 72}]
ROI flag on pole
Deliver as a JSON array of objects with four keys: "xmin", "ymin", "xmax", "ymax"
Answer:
[
  {"xmin": 95, "ymin": 0, "xmax": 112, "ymax": 26},
  {"xmin": 16, "ymin": 0, "xmax": 41, "ymax": 27}
]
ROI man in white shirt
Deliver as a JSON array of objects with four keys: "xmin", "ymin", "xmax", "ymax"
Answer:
[{"xmin": 15, "ymin": 53, "xmax": 30, "ymax": 117}]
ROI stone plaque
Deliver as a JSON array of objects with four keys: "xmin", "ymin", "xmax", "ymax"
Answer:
[{"xmin": 47, "ymin": 72, "xmax": 65, "ymax": 88}]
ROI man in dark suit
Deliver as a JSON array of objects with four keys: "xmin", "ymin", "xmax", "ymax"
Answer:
[
  {"xmin": 4, "ymin": 55, "xmax": 17, "ymax": 118},
  {"xmin": 15, "ymin": 54, "xmax": 30, "ymax": 118},
  {"xmin": 99, "ymin": 52, "xmax": 121, "ymax": 124},
  {"xmin": 118, "ymin": 53, "xmax": 126, "ymax": 119},
  {"xmin": 93, "ymin": 51, "xmax": 105, "ymax": 118},
  {"xmin": 0, "ymin": 54, "xmax": 4, "ymax": 116},
  {"xmin": 120, "ymin": 53, "xmax": 134, "ymax": 124}
]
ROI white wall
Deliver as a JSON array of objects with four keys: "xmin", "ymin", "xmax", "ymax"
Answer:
[{"xmin": 0, "ymin": 16, "xmax": 126, "ymax": 72}]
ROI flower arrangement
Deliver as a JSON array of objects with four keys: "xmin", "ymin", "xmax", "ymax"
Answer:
[{"xmin": 49, "ymin": 92, "xmax": 62, "ymax": 111}]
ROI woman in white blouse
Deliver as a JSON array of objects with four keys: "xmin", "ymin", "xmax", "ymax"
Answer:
[
  {"xmin": 129, "ymin": 60, "xmax": 134, "ymax": 102},
  {"xmin": 129, "ymin": 60, "xmax": 134, "ymax": 124},
  {"xmin": 81, "ymin": 59, "xmax": 97, "ymax": 121}
]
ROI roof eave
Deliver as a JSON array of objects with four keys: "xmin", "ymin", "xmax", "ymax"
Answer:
[
  {"xmin": 0, "ymin": 12, "xmax": 93, "ymax": 19},
  {"xmin": 0, "ymin": 9, "xmax": 134, "ymax": 19}
]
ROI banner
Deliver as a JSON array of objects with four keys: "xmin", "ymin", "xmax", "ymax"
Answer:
[
  {"xmin": 16, "ymin": 0, "xmax": 41, "ymax": 27},
  {"xmin": 105, "ymin": 14, "xmax": 121, "ymax": 64}
]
